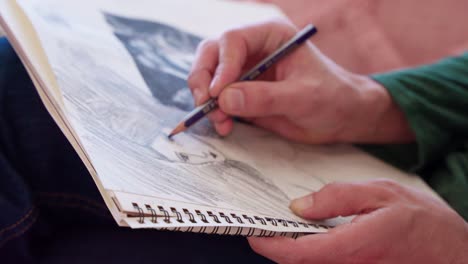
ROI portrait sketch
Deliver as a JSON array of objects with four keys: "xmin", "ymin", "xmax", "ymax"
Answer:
[{"xmin": 103, "ymin": 13, "xmax": 292, "ymax": 215}]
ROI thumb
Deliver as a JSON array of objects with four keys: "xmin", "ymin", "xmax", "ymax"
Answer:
[
  {"xmin": 290, "ymin": 181, "xmax": 395, "ymax": 220},
  {"xmin": 218, "ymin": 81, "xmax": 295, "ymax": 117}
]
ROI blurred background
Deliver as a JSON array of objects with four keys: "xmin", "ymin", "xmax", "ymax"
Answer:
[
  {"xmin": 1, "ymin": 0, "xmax": 467, "ymax": 73},
  {"xmin": 239, "ymin": 0, "xmax": 468, "ymax": 74}
]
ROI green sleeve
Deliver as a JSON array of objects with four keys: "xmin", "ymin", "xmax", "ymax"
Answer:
[
  {"xmin": 370, "ymin": 53, "xmax": 468, "ymax": 220},
  {"xmin": 373, "ymin": 53, "xmax": 468, "ymax": 169}
]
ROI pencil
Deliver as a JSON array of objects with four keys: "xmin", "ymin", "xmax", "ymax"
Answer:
[{"xmin": 168, "ymin": 24, "xmax": 317, "ymax": 138}]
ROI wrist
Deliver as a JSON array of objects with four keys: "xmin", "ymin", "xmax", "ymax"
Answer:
[{"xmin": 339, "ymin": 73, "xmax": 415, "ymax": 143}]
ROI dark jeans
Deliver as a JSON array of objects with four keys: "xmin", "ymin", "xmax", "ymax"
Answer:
[{"xmin": 0, "ymin": 38, "xmax": 271, "ymax": 263}]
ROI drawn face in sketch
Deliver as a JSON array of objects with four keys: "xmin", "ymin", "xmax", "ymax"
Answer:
[
  {"xmin": 151, "ymin": 130, "xmax": 224, "ymax": 165},
  {"xmin": 105, "ymin": 13, "xmax": 226, "ymax": 165}
]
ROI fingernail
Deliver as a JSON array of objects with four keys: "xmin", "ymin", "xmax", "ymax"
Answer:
[
  {"xmin": 210, "ymin": 75, "xmax": 220, "ymax": 91},
  {"xmin": 289, "ymin": 194, "xmax": 314, "ymax": 216},
  {"xmin": 193, "ymin": 89, "xmax": 203, "ymax": 105},
  {"xmin": 224, "ymin": 89, "xmax": 244, "ymax": 112}
]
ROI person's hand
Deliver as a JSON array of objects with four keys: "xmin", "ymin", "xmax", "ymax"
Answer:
[
  {"xmin": 248, "ymin": 180, "xmax": 468, "ymax": 263},
  {"xmin": 188, "ymin": 20, "xmax": 414, "ymax": 144}
]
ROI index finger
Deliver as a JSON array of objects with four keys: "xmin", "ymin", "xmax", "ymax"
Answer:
[
  {"xmin": 187, "ymin": 39, "xmax": 219, "ymax": 106},
  {"xmin": 209, "ymin": 20, "xmax": 297, "ymax": 97}
]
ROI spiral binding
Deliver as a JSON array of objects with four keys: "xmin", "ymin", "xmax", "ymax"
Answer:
[{"xmin": 130, "ymin": 202, "xmax": 333, "ymax": 236}]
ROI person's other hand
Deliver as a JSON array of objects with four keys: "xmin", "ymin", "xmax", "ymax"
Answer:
[
  {"xmin": 248, "ymin": 180, "xmax": 468, "ymax": 263},
  {"xmin": 188, "ymin": 20, "xmax": 414, "ymax": 144}
]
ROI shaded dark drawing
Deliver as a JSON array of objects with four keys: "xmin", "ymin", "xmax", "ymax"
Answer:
[
  {"xmin": 105, "ymin": 13, "xmax": 200, "ymax": 112},
  {"xmin": 103, "ymin": 13, "xmax": 291, "ymax": 214}
]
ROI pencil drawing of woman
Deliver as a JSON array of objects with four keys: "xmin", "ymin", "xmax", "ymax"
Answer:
[{"xmin": 103, "ymin": 13, "xmax": 292, "ymax": 215}]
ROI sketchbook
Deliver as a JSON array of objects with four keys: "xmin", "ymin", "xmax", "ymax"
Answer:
[{"xmin": 0, "ymin": 0, "xmax": 437, "ymax": 237}]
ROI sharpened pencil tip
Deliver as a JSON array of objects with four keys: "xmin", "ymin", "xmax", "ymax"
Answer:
[{"xmin": 167, "ymin": 122, "xmax": 186, "ymax": 139}]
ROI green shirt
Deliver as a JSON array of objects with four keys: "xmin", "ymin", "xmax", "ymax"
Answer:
[{"xmin": 366, "ymin": 53, "xmax": 468, "ymax": 220}]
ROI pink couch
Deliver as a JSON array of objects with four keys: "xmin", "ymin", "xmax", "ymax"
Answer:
[{"xmin": 241, "ymin": 0, "xmax": 468, "ymax": 73}]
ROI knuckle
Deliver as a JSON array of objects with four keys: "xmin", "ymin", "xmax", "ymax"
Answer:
[
  {"xmin": 372, "ymin": 179, "xmax": 402, "ymax": 191},
  {"xmin": 188, "ymin": 68, "xmax": 212, "ymax": 89},
  {"xmin": 271, "ymin": 19, "xmax": 296, "ymax": 33},
  {"xmin": 186, "ymin": 73, "xmax": 198, "ymax": 88},
  {"xmin": 365, "ymin": 179, "xmax": 404, "ymax": 201},
  {"xmin": 197, "ymin": 38, "xmax": 216, "ymax": 52},
  {"xmin": 265, "ymin": 19, "xmax": 297, "ymax": 41},
  {"xmin": 221, "ymin": 29, "xmax": 242, "ymax": 43},
  {"xmin": 377, "ymin": 179, "xmax": 407, "ymax": 198},
  {"xmin": 321, "ymin": 182, "xmax": 344, "ymax": 192},
  {"xmin": 217, "ymin": 29, "xmax": 248, "ymax": 76},
  {"xmin": 314, "ymin": 182, "xmax": 342, "ymax": 200},
  {"xmin": 187, "ymin": 71, "xmax": 208, "ymax": 90},
  {"xmin": 219, "ymin": 30, "xmax": 245, "ymax": 59}
]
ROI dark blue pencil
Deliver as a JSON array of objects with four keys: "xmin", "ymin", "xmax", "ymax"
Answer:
[{"xmin": 168, "ymin": 24, "xmax": 317, "ymax": 138}]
